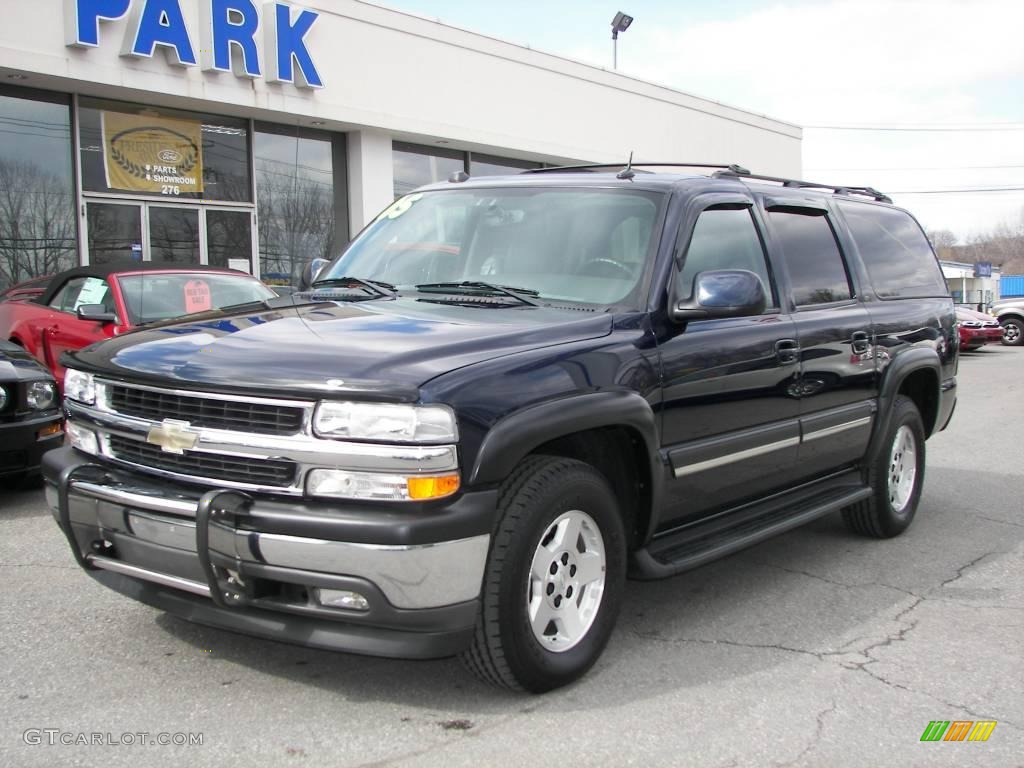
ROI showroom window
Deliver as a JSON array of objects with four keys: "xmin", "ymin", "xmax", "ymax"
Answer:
[
  {"xmin": 392, "ymin": 142, "xmax": 543, "ymax": 198},
  {"xmin": 0, "ymin": 86, "xmax": 77, "ymax": 288},
  {"xmin": 78, "ymin": 97, "xmax": 251, "ymax": 202},
  {"xmin": 255, "ymin": 124, "xmax": 347, "ymax": 287},
  {"xmin": 393, "ymin": 143, "xmax": 465, "ymax": 198},
  {"xmin": 470, "ymin": 153, "xmax": 541, "ymax": 178}
]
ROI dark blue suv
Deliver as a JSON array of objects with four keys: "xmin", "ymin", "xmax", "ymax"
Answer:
[{"xmin": 45, "ymin": 164, "xmax": 957, "ymax": 692}]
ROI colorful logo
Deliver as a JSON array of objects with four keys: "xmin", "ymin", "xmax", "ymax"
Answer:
[{"xmin": 920, "ymin": 721, "xmax": 997, "ymax": 742}]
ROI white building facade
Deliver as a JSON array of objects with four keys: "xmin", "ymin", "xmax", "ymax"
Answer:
[{"xmin": 0, "ymin": 0, "xmax": 801, "ymax": 287}]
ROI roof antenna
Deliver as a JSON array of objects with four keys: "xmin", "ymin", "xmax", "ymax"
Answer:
[{"xmin": 616, "ymin": 152, "xmax": 635, "ymax": 180}]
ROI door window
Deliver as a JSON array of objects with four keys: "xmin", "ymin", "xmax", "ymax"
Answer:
[
  {"xmin": 148, "ymin": 207, "xmax": 199, "ymax": 263},
  {"xmin": 769, "ymin": 210, "xmax": 853, "ymax": 306},
  {"xmin": 207, "ymin": 209, "xmax": 252, "ymax": 272},
  {"xmin": 87, "ymin": 203, "xmax": 142, "ymax": 265},
  {"xmin": 48, "ymin": 276, "xmax": 112, "ymax": 313},
  {"xmin": 678, "ymin": 206, "xmax": 774, "ymax": 308}
]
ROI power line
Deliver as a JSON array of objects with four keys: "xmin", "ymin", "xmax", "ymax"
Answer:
[
  {"xmin": 806, "ymin": 164, "xmax": 1024, "ymax": 172},
  {"xmin": 805, "ymin": 123, "xmax": 1024, "ymax": 132},
  {"xmin": 889, "ymin": 187, "xmax": 1024, "ymax": 195}
]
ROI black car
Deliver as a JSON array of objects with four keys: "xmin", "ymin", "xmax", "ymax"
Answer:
[
  {"xmin": 0, "ymin": 340, "xmax": 62, "ymax": 486},
  {"xmin": 43, "ymin": 163, "xmax": 957, "ymax": 692}
]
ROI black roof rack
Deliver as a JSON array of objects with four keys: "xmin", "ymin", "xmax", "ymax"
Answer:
[
  {"xmin": 711, "ymin": 168, "xmax": 892, "ymax": 203},
  {"xmin": 522, "ymin": 162, "xmax": 750, "ymax": 175},
  {"xmin": 522, "ymin": 161, "xmax": 892, "ymax": 204}
]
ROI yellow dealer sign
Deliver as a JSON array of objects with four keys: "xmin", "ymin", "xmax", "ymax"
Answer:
[{"xmin": 102, "ymin": 112, "xmax": 204, "ymax": 195}]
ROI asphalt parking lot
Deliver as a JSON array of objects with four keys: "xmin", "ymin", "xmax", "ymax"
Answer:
[{"xmin": 1, "ymin": 345, "xmax": 1021, "ymax": 767}]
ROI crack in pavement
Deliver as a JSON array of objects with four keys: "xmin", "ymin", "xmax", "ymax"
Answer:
[
  {"xmin": 773, "ymin": 699, "xmax": 837, "ymax": 768},
  {"xmin": 975, "ymin": 515, "xmax": 1024, "ymax": 529},
  {"xmin": 747, "ymin": 560, "xmax": 924, "ymax": 600},
  {"xmin": 629, "ymin": 628, "xmax": 828, "ymax": 661},
  {"xmin": 938, "ymin": 551, "xmax": 1001, "ymax": 589}
]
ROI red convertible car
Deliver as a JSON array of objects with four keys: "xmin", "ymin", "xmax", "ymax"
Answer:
[
  {"xmin": 0, "ymin": 275, "xmax": 52, "ymax": 303},
  {"xmin": 1, "ymin": 263, "xmax": 277, "ymax": 386}
]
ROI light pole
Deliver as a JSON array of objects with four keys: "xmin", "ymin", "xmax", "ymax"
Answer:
[{"xmin": 611, "ymin": 11, "xmax": 633, "ymax": 70}]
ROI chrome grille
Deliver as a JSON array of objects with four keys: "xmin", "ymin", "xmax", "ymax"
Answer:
[
  {"xmin": 109, "ymin": 385, "xmax": 304, "ymax": 435},
  {"xmin": 107, "ymin": 435, "xmax": 298, "ymax": 487}
]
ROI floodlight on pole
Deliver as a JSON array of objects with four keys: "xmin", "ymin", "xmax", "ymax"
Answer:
[{"xmin": 611, "ymin": 12, "xmax": 633, "ymax": 70}]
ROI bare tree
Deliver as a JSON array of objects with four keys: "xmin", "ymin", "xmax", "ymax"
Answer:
[
  {"xmin": 0, "ymin": 159, "xmax": 77, "ymax": 288},
  {"xmin": 956, "ymin": 207, "xmax": 1024, "ymax": 275},
  {"xmin": 257, "ymin": 164, "xmax": 334, "ymax": 285}
]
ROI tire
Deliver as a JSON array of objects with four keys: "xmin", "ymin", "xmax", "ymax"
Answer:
[
  {"xmin": 461, "ymin": 455, "xmax": 627, "ymax": 692},
  {"xmin": 842, "ymin": 395, "xmax": 926, "ymax": 538},
  {"xmin": 1001, "ymin": 317, "xmax": 1023, "ymax": 346}
]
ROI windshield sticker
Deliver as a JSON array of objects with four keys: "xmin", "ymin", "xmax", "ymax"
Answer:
[
  {"xmin": 183, "ymin": 279, "xmax": 212, "ymax": 313},
  {"xmin": 380, "ymin": 193, "xmax": 423, "ymax": 221}
]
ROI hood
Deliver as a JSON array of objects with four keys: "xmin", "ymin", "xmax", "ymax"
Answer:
[
  {"xmin": 0, "ymin": 340, "xmax": 54, "ymax": 383},
  {"xmin": 955, "ymin": 307, "xmax": 996, "ymax": 323},
  {"xmin": 67, "ymin": 298, "xmax": 612, "ymax": 400}
]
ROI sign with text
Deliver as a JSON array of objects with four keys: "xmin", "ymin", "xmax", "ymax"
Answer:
[
  {"xmin": 102, "ymin": 111, "xmax": 204, "ymax": 195},
  {"xmin": 65, "ymin": 0, "xmax": 323, "ymax": 89},
  {"xmin": 183, "ymin": 279, "xmax": 213, "ymax": 313}
]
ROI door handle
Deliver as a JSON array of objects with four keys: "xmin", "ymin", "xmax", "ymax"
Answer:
[
  {"xmin": 775, "ymin": 339, "xmax": 799, "ymax": 365},
  {"xmin": 851, "ymin": 331, "xmax": 870, "ymax": 355}
]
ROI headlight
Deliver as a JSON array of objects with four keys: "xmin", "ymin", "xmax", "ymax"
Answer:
[
  {"xmin": 65, "ymin": 421, "xmax": 99, "ymax": 455},
  {"xmin": 0, "ymin": 385, "xmax": 8, "ymax": 412},
  {"xmin": 306, "ymin": 468, "xmax": 460, "ymax": 501},
  {"xmin": 64, "ymin": 369, "xmax": 96, "ymax": 405},
  {"xmin": 313, "ymin": 401, "xmax": 457, "ymax": 443},
  {"xmin": 27, "ymin": 381, "xmax": 57, "ymax": 410}
]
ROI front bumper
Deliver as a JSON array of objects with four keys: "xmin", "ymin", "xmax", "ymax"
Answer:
[
  {"xmin": 43, "ymin": 447, "xmax": 496, "ymax": 659},
  {"xmin": 0, "ymin": 411, "xmax": 63, "ymax": 477}
]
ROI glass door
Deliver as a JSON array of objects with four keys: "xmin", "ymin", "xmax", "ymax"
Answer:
[
  {"xmin": 85, "ymin": 201, "xmax": 254, "ymax": 272},
  {"xmin": 147, "ymin": 205, "xmax": 200, "ymax": 264},
  {"xmin": 86, "ymin": 201, "xmax": 142, "ymax": 265},
  {"xmin": 206, "ymin": 209, "xmax": 253, "ymax": 273}
]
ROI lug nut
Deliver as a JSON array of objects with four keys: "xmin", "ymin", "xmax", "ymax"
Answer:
[
  {"xmin": 549, "ymin": 562, "xmax": 558, "ymax": 575},
  {"xmin": 554, "ymin": 596, "xmax": 562, "ymax": 608},
  {"xmin": 561, "ymin": 553, "xmax": 569, "ymax": 565},
  {"xmin": 566, "ymin": 586, "xmax": 573, "ymax": 598},
  {"xmin": 546, "ymin": 583, "xmax": 554, "ymax": 596}
]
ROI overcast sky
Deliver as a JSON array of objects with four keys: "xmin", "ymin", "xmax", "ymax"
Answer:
[{"xmin": 377, "ymin": 0, "xmax": 1024, "ymax": 244}]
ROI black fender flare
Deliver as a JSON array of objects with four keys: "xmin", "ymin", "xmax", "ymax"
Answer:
[
  {"xmin": 865, "ymin": 347, "xmax": 941, "ymax": 463},
  {"xmin": 468, "ymin": 390, "xmax": 663, "ymax": 527}
]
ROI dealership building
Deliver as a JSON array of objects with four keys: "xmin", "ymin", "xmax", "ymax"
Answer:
[{"xmin": 0, "ymin": 0, "xmax": 801, "ymax": 288}]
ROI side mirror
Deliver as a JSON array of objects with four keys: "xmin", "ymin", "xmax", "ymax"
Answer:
[
  {"xmin": 298, "ymin": 258, "xmax": 329, "ymax": 291},
  {"xmin": 76, "ymin": 304, "xmax": 118, "ymax": 323},
  {"xmin": 671, "ymin": 269, "xmax": 766, "ymax": 323}
]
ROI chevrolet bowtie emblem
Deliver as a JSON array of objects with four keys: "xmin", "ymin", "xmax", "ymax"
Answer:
[{"xmin": 147, "ymin": 419, "xmax": 199, "ymax": 454}]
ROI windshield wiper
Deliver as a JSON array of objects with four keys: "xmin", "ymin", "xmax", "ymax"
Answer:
[
  {"xmin": 414, "ymin": 281, "xmax": 542, "ymax": 307},
  {"xmin": 310, "ymin": 277, "xmax": 397, "ymax": 297}
]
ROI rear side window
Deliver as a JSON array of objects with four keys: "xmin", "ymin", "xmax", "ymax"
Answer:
[
  {"xmin": 768, "ymin": 210, "xmax": 852, "ymax": 306},
  {"xmin": 837, "ymin": 201, "xmax": 948, "ymax": 298}
]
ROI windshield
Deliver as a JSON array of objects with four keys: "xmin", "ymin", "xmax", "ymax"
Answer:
[
  {"xmin": 320, "ymin": 187, "xmax": 664, "ymax": 306},
  {"xmin": 117, "ymin": 273, "xmax": 276, "ymax": 325}
]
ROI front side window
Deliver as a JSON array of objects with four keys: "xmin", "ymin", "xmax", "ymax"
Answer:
[
  {"xmin": 677, "ymin": 207, "xmax": 774, "ymax": 308},
  {"xmin": 323, "ymin": 188, "xmax": 664, "ymax": 307},
  {"xmin": 49, "ymin": 277, "xmax": 112, "ymax": 313},
  {"xmin": 769, "ymin": 210, "xmax": 853, "ymax": 306}
]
